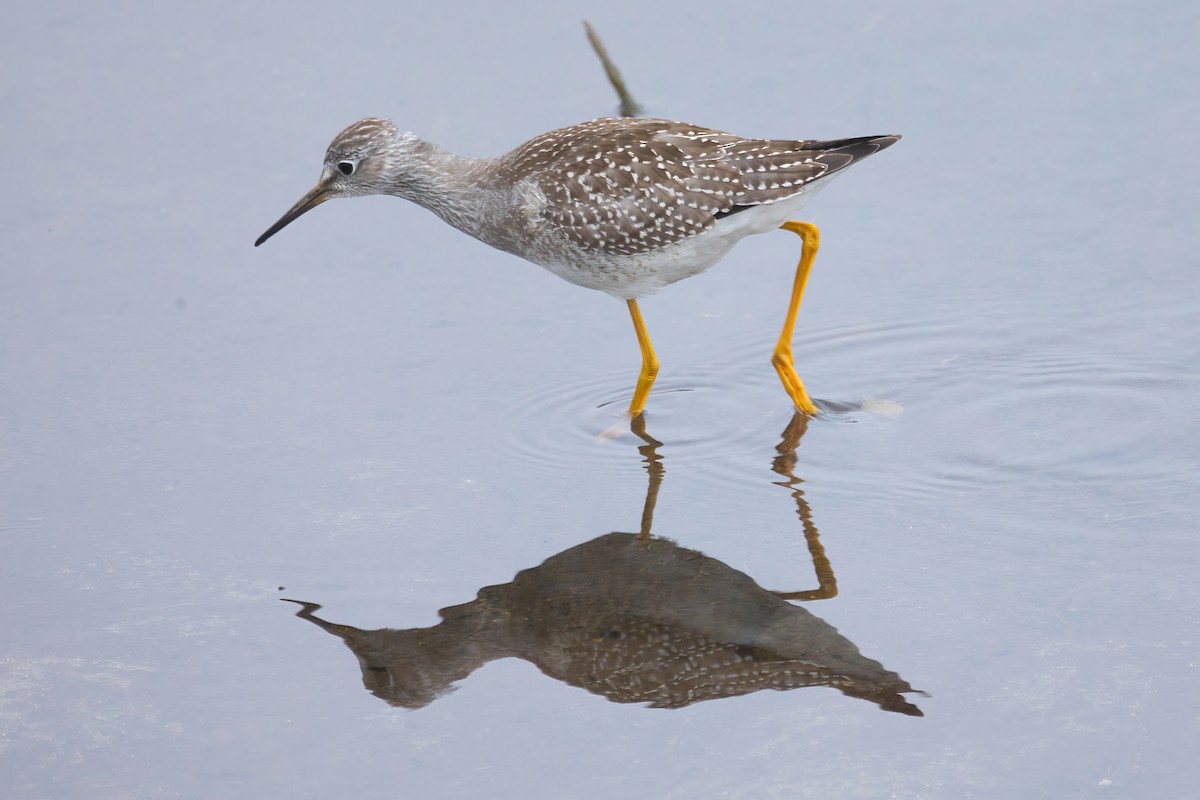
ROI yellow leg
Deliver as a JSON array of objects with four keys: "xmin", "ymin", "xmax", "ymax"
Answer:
[
  {"xmin": 626, "ymin": 298, "xmax": 659, "ymax": 415},
  {"xmin": 772, "ymin": 221, "xmax": 820, "ymax": 416}
]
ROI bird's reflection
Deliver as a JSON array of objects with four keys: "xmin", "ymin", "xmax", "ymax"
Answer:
[
  {"xmin": 285, "ymin": 413, "xmax": 922, "ymax": 716},
  {"xmin": 766, "ymin": 413, "xmax": 837, "ymax": 601}
]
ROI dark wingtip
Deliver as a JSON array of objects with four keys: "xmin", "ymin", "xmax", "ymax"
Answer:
[
  {"xmin": 804, "ymin": 134, "xmax": 902, "ymax": 172},
  {"xmin": 806, "ymin": 134, "xmax": 901, "ymax": 157}
]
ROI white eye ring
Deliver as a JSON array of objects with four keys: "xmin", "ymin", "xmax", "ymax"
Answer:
[{"xmin": 337, "ymin": 161, "xmax": 356, "ymax": 176}]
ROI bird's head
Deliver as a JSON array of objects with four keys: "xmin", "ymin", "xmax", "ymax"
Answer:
[{"xmin": 255, "ymin": 117, "xmax": 413, "ymax": 246}]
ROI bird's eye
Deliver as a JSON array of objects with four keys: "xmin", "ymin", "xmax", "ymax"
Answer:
[{"xmin": 337, "ymin": 161, "xmax": 355, "ymax": 176}]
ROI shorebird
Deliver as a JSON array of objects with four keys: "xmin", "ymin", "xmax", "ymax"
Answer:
[{"xmin": 255, "ymin": 117, "xmax": 899, "ymax": 416}]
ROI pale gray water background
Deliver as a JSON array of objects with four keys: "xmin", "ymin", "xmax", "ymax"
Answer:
[{"xmin": 3, "ymin": 1, "xmax": 1198, "ymax": 797}]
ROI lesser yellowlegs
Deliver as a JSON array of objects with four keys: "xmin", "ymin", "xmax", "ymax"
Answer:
[{"xmin": 255, "ymin": 117, "xmax": 899, "ymax": 415}]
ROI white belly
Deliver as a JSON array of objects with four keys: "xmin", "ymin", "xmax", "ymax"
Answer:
[{"xmin": 530, "ymin": 175, "xmax": 838, "ymax": 299}]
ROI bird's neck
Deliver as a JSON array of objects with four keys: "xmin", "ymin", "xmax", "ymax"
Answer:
[{"xmin": 389, "ymin": 140, "xmax": 524, "ymax": 252}]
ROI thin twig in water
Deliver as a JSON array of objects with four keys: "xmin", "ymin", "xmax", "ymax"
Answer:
[{"xmin": 584, "ymin": 20, "xmax": 642, "ymax": 118}]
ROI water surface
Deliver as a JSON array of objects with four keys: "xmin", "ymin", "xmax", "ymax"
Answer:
[{"xmin": 2, "ymin": 1, "xmax": 1198, "ymax": 797}]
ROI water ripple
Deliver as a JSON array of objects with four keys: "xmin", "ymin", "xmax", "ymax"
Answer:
[{"xmin": 502, "ymin": 297, "xmax": 1193, "ymax": 513}]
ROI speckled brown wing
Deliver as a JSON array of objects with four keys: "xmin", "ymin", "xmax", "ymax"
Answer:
[
  {"xmin": 504, "ymin": 118, "xmax": 736, "ymax": 256},
  {"xmin": 651, "ymin": 130, "xmax": 900, "ymax": 220},
  {"xmin": 504, "ymin": 118, "xmax": 897, "ymax": 257}
]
